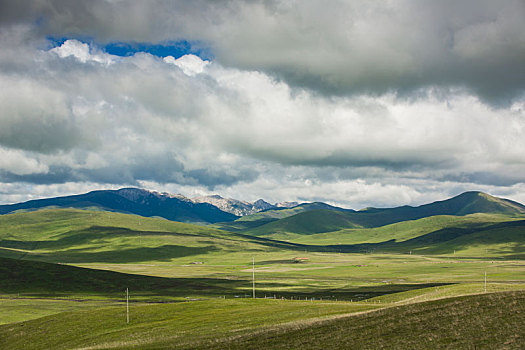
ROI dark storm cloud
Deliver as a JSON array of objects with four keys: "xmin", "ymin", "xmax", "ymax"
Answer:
[
  {"xmin": 2, "ymin": 0, "xmax": 524, "ymax": 104},
  {"xmin": 187, "ymin": 167, "xmax": 259, "ymax": 189},
  {"xmin": 0, "ymin": 87, "xmax": 81, "ymax": 153},
  {"xmin": 0, "ymin": 166, "xmax": 77, "ymax": 185},
  {"xmin": 439, "ymin": 172, "xmax": 525, "ymax": 188}
]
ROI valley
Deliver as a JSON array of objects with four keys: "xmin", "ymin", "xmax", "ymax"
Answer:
[{"xmin": 0, "ymin": 190, "xmax": 523, "ymax": 349}]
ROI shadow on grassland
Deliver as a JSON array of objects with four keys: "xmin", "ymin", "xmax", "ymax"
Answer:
[
  {"xmin": 39, "ymin": 244, "xmax": 219, "ymax": 263},
  {"xmin": 0, "ymin": 256, "xmax": 245, "ymax": 297},
  {"xmin": 0, "ymin": 256, "xmax": 451, "ymax": 300},
  {"xmin": 254, "ymin": 282, "xmax": 452, "ymax": 301},
  {"xmin": 245, "ymin": 220, "xmax": 525, "ymax": 256},
  {"xmin": 0, "ymin": 226, "xmax": 207, "ymax": 251}
]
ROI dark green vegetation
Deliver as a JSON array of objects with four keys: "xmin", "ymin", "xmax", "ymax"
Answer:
[
  {"xmin": 0, "ymin": 190, "xmax": 524, "ymax": 348},
  {"xmin": 250, "ymin": 214, "xmax": 525, "ymax": 258}
]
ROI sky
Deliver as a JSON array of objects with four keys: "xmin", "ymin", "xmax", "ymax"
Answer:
[{"xmin": 0, "ymin": 0, "xmax": 524, "ymax": 209}]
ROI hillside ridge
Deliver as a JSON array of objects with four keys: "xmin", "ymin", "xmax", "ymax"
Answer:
[{"xmin": 244, "ymin": 191, "xmax": 525, "ymax": 236}]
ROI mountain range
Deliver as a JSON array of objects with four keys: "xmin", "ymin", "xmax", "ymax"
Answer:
[
  {"xmin": 0, "ymin": 188, "xmax": 302, "ymax": 224},
  {"xmin": 0, "ymin": 188, "xmax": 237, "ymax": 224},
  {"xmin": 192, "ymin": 195, "xmax": 297, "ymax": 216},
  {"xmin": 0, "ymin": 188, "xmax": 524, "ymax": 230},
  {"xmin": 243, "ymin": 191, "xmax": 525, "ymax": 236}
]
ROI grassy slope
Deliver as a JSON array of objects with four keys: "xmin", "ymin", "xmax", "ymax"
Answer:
[
  {"xmin": 243, "ymin": 192, "xmax": 525, "ymax": 237},
  {"xmin": 264, "ymin": 213, "xmax": 509, "ymax": 242},
  {"xmin": 245, "ymin": 213, "xmax": 525, "ymax": 257},
  {"xmin": 0, "ymin": 209, "xmax": 522, "ymax": 300},
  {"xmin": 244, "ymin": 209, "xmax": 363, "ymax": 236},
  {"xmin": 212, "ymin": 202, "xmax": 351, "ymax": 232},
  {"xmin": 0, "ymin": 299, "xmax": 380, "ymax": 350},
  {"xmin": 0, "ymin": 298, "xmax": 122, "ymax": 325},
  {"xmin": 0, "ymin": 256, "xmax": 245, "ymax": 299},
  {"xmin": 1, "ymin": 207, "xmax": 523, "ymax": 338},
  {"xmin": 0, "ymin": 208, "xmax": 302, "ymax": 264},
  {"xmin": 0, "ymin": 292, "xmax": 522, "ymax": 349},
  {"xmin": 236, "ymin": 202, "xmax": 349, "ymax": 222},
  {"xmin": 219, "ymin": 291, "xmax": 525, "ymax": 350}
]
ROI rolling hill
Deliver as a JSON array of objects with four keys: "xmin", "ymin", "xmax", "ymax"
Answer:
[
  {"xmin": 0, "ymin": 188, "xmax": 238, "ymax": 224},
  {"xmin": 218, "ymin": 291, "xmax": 525, "ymax": 350},
  {"xmin": 1, "ymin": 191, "xmax": 523, "ymax": 262},
  {"xmin": 0, "ymin": 208, "xmax": 307, "ymax": 265},
  {"xmin": 212, "ymin": 202, "xmax": 352, "ymax": 232},
  {"xmin": 245, "ymin": 191, "xmax": 525, "ymax": 237},
  {"xmin": 244, "ymin": 209, "xmax": 362, "ymax": 236}
]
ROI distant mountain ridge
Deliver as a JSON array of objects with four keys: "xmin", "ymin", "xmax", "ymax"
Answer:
[
  {"xmin": 0, "ymin": 188, "xmax": 238, "ymax": 224},
  {"xmin": 192, "ymin": 195, "xmax": 278, "ymax": 216},
  {"xmin": 0, "ymin": 189, "xmax": 523, "ymax": 230},
  {"xmin": 244, "ymin": 191, "xmax": 525, "ymax": 236}
]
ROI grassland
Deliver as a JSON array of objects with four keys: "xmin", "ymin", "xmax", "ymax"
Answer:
[
  {"xmin": 218, "ymin": 291, "xmax": 525, "ymax": 350},
  {"xmin": 0, "ymin": 207, "xmax": 524, "ymax": 348},
  {"xmin": 259, "ymin": 213, "xmax": 514, "ymax": 242},
  {"xmin": 244, "ymin": 213, "xmax": 525, "ymax": 258},
  {"xmin": 0, "ymin": 291, "xmax": 522, "ymax": 349},
  {"xmin": 0, "ymin": 298, "xmax": 381, "ymax": 350}
]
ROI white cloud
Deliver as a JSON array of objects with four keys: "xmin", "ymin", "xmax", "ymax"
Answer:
[
  {"xmin": 164, "ymin": 54, "xmax": 209, "ymax": 76},
  {"xmin": 0, "ymin": 181, "xmax": 123, "ymax": 205},
  {"xmin": 51, "ymin": 39, "xmax": 115, "ymax": 65},
  {"xmin": 0, "ymin": 148, "xmax": 48, "ymax": 176}
]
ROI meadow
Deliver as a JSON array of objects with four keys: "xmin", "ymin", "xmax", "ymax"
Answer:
[{"xmin": 0, "ymin": 208, "xmax": 523, "ymax": 348}]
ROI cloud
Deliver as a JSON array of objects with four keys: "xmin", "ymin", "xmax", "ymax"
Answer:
[
  {"xmin": 0, "ymin": 3, "xmax": 524, "ymax": 207},
  {"xmin": 2, "ymin": 36, "xmax": 525, "ymax": 185},
  {"xmin": 164, "ymin": 54, "xmax": 209, "ymax": 76},
  {"xmin": 0, "ymin": 76, "xmax": 81, "ymax": 153},
  {"xmin": 50, "ymin": 39, "xmax": 115, "ymax": 64},
  {"xmin": 2, "ymin": 0, "xmax": 523, "ymax": 104},
  {"xmin": 0, "ymin": 147, "xmax": 48, "ymax": 175}
]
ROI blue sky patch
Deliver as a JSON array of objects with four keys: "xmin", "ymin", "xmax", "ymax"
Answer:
[{"xmin": 47, "ymin": 37, "xmax": 212, "ymax": 60}]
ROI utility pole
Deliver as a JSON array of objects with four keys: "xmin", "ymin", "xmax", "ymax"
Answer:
[
  {"xmin": 126, "ymin": 288, "xmax": 129, "ymax": 324},
  {"xmin": 252, "ymin": 257, "xmax": 255, "ymax": 298}
]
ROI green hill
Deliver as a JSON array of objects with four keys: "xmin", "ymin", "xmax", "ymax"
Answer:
[
  {"xmin": 277, "ymin": 214, "xmax": 525, "ymax": 257},
  {"xmin": 236, "ymin": 202, "xmax": 351, "ymax": 222},
  {"xmin": 245, "ymin": 209, "xmax": 363, "ymax": 236},
  {"xmin": 1, "ymin": 203, "xmax": 523, "ymax": 263},
  {"xmin": 212, "ymin": 202, "xmax": 352, "ymax": 232},
  {"xmin": 270, "ymin": 213, "xmax": 510, "ymax": 242},
  {"xmin": 0, "ymin": 208, "xmax": 301, "ymax": 264},
  {"xmin": 245, "ymin": 192, "xmax": 525, "ymax": 237},
  {"xmin": 220, "ymin": 291, "xmax": 525, "ymax": 350}
]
